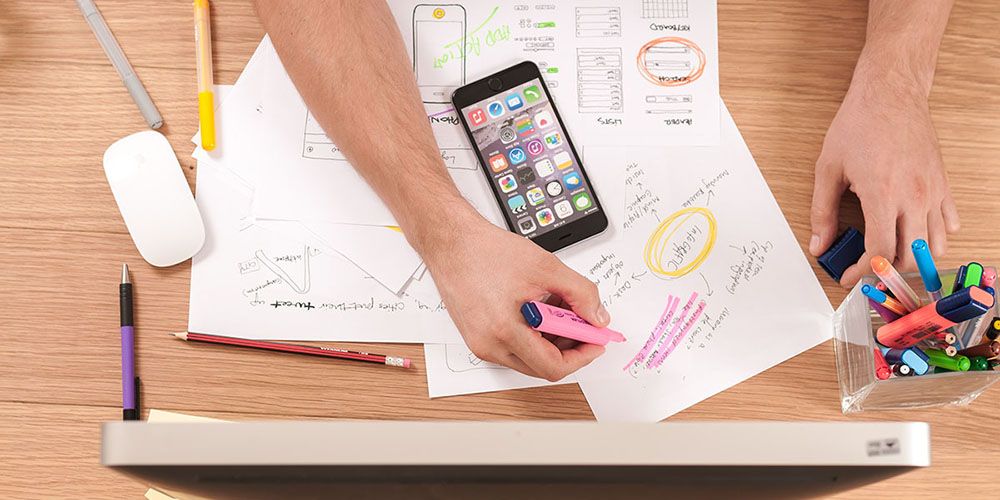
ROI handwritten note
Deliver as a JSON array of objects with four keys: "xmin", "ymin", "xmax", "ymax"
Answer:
[
  {"xmin": 575, "ymin": 105, "xmax": 833, "ymax": 421},
  {"xmin": 189, "ymin": 163, "xmax": 463, "ymax": 344}
]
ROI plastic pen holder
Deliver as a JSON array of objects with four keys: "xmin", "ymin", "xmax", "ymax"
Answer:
[{"xmin": 833, "ymin": 268, "xmax": 1000, "ymax": 413}]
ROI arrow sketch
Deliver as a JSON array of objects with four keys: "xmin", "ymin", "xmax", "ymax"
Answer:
[{"xmin": 699, "ymin": 272, "xmax": 714, "ymax": 296}]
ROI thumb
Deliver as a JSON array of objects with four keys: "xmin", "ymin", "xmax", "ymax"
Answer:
[
  {"xmin": 809, "ymin": 161, "xmax": 847, "ymax": 256},
  {"xmin": 539, "ymin": 258, "xmax": 610, "ymax": 327}
]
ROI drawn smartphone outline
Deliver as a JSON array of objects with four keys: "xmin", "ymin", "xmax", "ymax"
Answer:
[{"xmin": 412, "ymin": 4, "xmax": 467, "ymax": 104}]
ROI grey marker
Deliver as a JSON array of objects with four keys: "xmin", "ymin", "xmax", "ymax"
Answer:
[{"xmin": 76, "ymin": 0, "xmax": 163, "ymax": 129}]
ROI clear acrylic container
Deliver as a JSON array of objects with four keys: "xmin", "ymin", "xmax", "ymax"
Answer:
[{"xmin": 833, "ymin": 268, "xmax": 1000, "ymax": 413}]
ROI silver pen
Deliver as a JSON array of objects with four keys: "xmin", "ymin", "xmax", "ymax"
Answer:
[{"xmin": 75, "ymin": 0, "xmax": 163, "ymax": 129}]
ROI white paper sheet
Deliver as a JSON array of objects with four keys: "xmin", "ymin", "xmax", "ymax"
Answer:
[
  {"xmin": 424, "ymin": 343, "xmax": 577, "ymax": 398},
  {"xmin": 217, "ymin": 0, "xmax": 719, "ymax": 225},
  {"xmin": 576, "ymin": 106, "xmax": 833, "ymax": 421},
  {"xmin": 188, "ymin": 162, "xmax": 462, "ymax": 344},
  {"xmin": 254, "ymin": 219, "xmax": 423, "ymax": 295},
  {"xmin": 389, "ymin": 0, "xmax": 720, "ymax": 146},
  {"xmin": 423, "ymin": 104, "xmax": 833, "ymax": 405}
]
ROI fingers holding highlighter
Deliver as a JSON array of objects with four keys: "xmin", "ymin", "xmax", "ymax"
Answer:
[{"xmin": 424, "ymin": 220, "xmax": 618, "ymax": 382}]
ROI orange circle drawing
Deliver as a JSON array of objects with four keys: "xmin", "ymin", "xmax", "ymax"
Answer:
[{"xmin": 636, "ymin": 37, "xmax": 706, "ymax": 87}]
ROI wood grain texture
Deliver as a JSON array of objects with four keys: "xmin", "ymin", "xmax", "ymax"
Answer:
[{"xmin": 1, "ymin": 0, "xmax": 999, "ymax": 498}]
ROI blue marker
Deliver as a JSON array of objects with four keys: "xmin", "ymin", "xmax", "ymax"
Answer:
[
  {"xmin": 880, "ymin": 344, "xmax": 930, "ymax": 376},
  {"xmin": 911, "ymin": 239, "xmax": 943, "ymax": 302},
  {"xmin": 862, "ymin": 284, "xmax": 908, "ymax": 316},
  {"xmin": 861, "ymin": 284, "xmax": 888, "ymax": 303}
]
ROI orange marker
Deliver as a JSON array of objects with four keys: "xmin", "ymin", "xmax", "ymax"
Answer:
[{"xmin": 872, "ymin": 256, "xmax": 921, "ymax": 312}]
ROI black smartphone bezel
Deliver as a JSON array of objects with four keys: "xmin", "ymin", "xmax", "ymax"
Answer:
[{"xmin": 452, "ymin": 61, "xmax": 608, "ymax": 253}]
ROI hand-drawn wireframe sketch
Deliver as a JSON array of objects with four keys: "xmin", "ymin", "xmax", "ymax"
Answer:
[
  {"xmin": 575, "ymin": 6, "xmax": 622, "ymax": 38},
  {"xmin": 577, "ymin": 48, "xmax": 623, "ymax": 113},
  {"xmin": 301, "ymin": 112, "xmax": 343, "ymax": 160},
  {"xmin": 444, "ymin": 343, "xmax": 506, "ymax": 372},
  {"xmin": 302, "ymin": 106, "xmax": 477, "ymax": 165},
  {"xmin": 413, "ymin": 4, "xmax": 467, "ymax": 104},
  {"xmin": 644, "ymin": 94, "xmax": 693, "ymax": 114},
  {"xmin": 637, "ymin": 37, "xmax": 706, "ymax": 87},
  {"xmin": 254, "ymin": 246, "xmax": 313, "ymax": 294},
  {"xmin": 642, "ymin": 0, "xmax": 689, "ymax": 19}
]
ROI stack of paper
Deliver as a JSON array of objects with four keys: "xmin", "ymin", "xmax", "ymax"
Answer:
[{"xmin": 188, "ymin": 0, "xmax": 833, "ymax": 422}]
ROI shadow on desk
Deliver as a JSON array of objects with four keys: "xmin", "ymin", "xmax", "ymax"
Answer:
[{"xmin": 123, "ymin": 465, "xmax": 913, "ymax": 499}]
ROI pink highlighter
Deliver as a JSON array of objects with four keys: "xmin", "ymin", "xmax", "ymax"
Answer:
[{"xmin": 521, "ymin": 301, "xmax": 625, "ymax": 346}]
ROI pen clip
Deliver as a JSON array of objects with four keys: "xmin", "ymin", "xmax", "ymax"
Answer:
[{"xmin": 134, "ymin": 376, "xmax": 141, "ymax": 419}]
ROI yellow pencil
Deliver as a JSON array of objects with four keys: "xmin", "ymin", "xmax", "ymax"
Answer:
[{"xmin": 194, "ymin": 0, "xmax": 216, "ymax": 150}]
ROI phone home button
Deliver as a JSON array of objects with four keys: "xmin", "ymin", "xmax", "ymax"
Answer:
[{"xmin": 488, "ymin": 77, "xmax": 503, "ymax": 91}]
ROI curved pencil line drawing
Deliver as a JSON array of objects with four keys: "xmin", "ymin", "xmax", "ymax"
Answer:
[
  {"xmin": 255, "ymin": 246, "xmax": 312, "ymax": 294},
  {"xmin": 444, "ymin": 344, "xmax": 506, "ymax": 372},
  {"xmin": 636, "ymin": 36, "xmax": 705, "ymax": 87},
  {"xmin": 643, "ymin": 206, "xmax": 717, "ymax": 278}
]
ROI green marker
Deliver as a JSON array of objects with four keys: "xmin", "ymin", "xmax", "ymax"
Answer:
[
  {"xmin": 545, "ymin": 67, "xmax": 559, "ymax": 73},
  {"xmin": 924, "ymin": 348, "xmax": 970, "ymax": 372},
  {"xmin": 535, "ymin": 21, "xmax": 556, "ymax": 28},
  {"xmin": 963, "ymin": 262, "xmax": 984, "ymax": 289},
  {"xmin": 970, "ymin": 356, "xmax": 990, "ymax": 371}
]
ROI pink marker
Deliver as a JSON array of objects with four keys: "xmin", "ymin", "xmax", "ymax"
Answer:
[{"xmin": 521, "ymin": 301, "xmax": 625, "ymax": 346}]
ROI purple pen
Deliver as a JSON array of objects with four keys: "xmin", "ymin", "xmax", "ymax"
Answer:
[{"xmin": 120, "ymin": 264, "xmax": 139, "ymax": 420}]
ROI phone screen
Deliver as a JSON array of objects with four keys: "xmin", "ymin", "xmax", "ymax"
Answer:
[{"xmin": 460, "ymin": 78, "xmax": 601, "ymax": 238}]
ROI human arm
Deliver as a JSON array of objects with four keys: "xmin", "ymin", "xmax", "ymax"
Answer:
[
  {"xmin": 253, "ymin": 0, "xmax": 610, "ymax": 380},
  {"xmin": 809, "ymin": 0, "xmax": 960, "ymax": 286}
]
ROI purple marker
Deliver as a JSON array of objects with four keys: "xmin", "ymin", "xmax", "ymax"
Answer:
[{"xmin": 120, "ymin": 264, "xmax": 139, "ymax": 420}]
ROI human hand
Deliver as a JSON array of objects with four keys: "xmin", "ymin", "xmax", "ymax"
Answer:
[
  {"xmin": 809, "ymin": 65, "xmax": 960, "ymax": 287},
  {"xmin": 420, "ymin": 212, "xmax": 610, "ymax": 381}
]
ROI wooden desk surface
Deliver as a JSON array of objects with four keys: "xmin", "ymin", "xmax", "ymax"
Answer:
[{"xmin": 2, "ymin": 0, "xmax": 998, "ymax": 497}]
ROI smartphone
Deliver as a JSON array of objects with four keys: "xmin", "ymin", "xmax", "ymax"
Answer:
[
  {"xmin": 452, "ymin": 62, "xmax": 608, "ymax": 252},
  {"xmin": 412, "ymin": 4, "xmax": 467, "ymax": 104}
]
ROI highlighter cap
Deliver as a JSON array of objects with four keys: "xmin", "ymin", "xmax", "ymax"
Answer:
[
  {"xmin": 937, "ymin": 286, "xmax": 995, "ymax": 323},
  {"xmin": 521, "ymin": 302, "xmax": 543, "ymax": 328},
  {"xmin": 911, "ymin": 239, "xmax": 942, "ymax": 292},
  {"xmin": 871, "ymin": 256, "xmax": 892, "ymax": 275},
  {"xmin": 817, "ymin": 227, "xmax": 865, "ymax": 281},
  {"xmin": 970, "ymin": 356, "xmax": 990, "ymax": 371}
]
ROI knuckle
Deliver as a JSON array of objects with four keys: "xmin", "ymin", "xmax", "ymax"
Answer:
[
  {"xmin": 543, "ymin": 368, "xmax": 567, "ymax": 383},
  {"xmin": 810, "ymin": 203, "xmax": 832, "ymax": 221},
  {"xmin": 465, "ymin": 339, "xmax": 493, "ymax": 362},
  {"xmin": 492, "ymin": 328, "xmax": 513, "ymax": 344}
]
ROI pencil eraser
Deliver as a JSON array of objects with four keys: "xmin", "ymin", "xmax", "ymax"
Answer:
[
  {"xmin": 403, "ymin": 359, "xmax": 411, "ymax": 369},
  {"xmin": 817, "ymin": 227, "xmax": 865, "ymax": 282}
]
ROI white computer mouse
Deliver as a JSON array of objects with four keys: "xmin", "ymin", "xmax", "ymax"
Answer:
[{"xmin": 103, "ymin": 130, "xmax": 205, "ymax": 267}]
